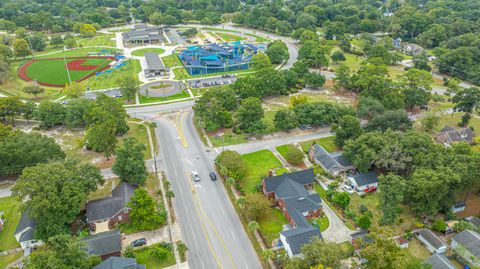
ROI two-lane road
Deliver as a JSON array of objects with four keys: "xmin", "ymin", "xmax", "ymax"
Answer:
[{"xmin": 137, "ymin": 107, "xmax": 261, "ymax": 269}]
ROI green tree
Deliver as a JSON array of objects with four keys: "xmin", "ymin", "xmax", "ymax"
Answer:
[
  {"xmin": 399, "ymin": 68, "xmax": 433, "ymax": 108},
  {"xmin": 35, "ymin": 101, "xmax": 66, "ymax": 129},
  {"xmin": 379, "ymin": 174, "xmax": 406, "ymax": 224},
  {"xmin": 274, "ymin": 109, "xmax": 298, "ymax": 130},
  {"xmin": 13, "ymin": 38, "xmax": 31, "ymax": 58},
  {"xmin": 331, "ymin": 51, "xmax": 346, "ymax": 63},
  {"xmin": 362, "ymin": 230, "xmax": 411, "ymax": 269},
  {"xmin": 332, "ymin": 115, "xmax": 363, "ymax": 147},
  {"xmin": 305, "ymin": 72, "xmax": 325, "ymax": 88},
  {"xmin": 244, "ymin": 193, "xmax": 270, "ymax": 220},
  {"xmin": 24, "ymin": 234, "xmax": 101, "ymax": 269},
  {"xmin": 215, "ymin": 150, "xmax": 247, "ymax": 180},
  {"xmin": 333, "ymin": 64, "xmax": 350, "ymax": 90},
  {"xmin": 265, "ymin": 40, "xmax": 288, "ymax": 64},
  {"xmin": 65, "ymin": 98, "xmax": 95, "ymax": 128},
  {"xmin": 452, "ymin": 87, "xmax": 480, "ymax": 126},
  {"xmin": 261, "ymin": 249, "xmax": 274, "ymax": 266},
  {"xmin": 0, "ymin": 96, "xmax": 24, "ymax": 126},
  {"xmin": 365, "ymin": 110, "xmax": 412, "ymax": 132},
  {"xmin": 118, "ymin": 76, "xmax": 139, "ymax": 102},
  {"xmin": 129, "ymin": 188, "xmax": 164, "ymax": 230},
  {"xmin": 356, "ymin": 215, "xmax": 372, "ymax": 229},
  {"xmin": 79, "ymin": 24, "xmax": 96, "ymax": 37},
  {"xmin": 250, "ymin": 53, "xmax": 272, "ymax": 70},
  {"xmin": 236, "ymin": 97, "xmax": 264, "ymax": 132},
  {"xmin": 13, "ymin": 161, "xmax": 103, "ymax": 240},
  {"xmin": 412, "ymin": 52, "xmax": 431, "ymax": 71},
  {"xmin": 64, "ymin": 82, "xmax": 83, "ymax": 98},
  {"xmin": 50, "ymin": 35, "xmax": 64, "ymax": 48},
  {"xmin": 113, "ymin": 137, "xmax": 147, "ymax": 185},
  {"xmin": 22, "ymin": 101, "xmax": 36, "ymax": 125},
  {"xmin": 284, "ymin": 145, "xmax": 304, "ymax": 165},
  {"xmin": 420, "ymin": 112, "xmax": 440, "ymax": 132},
  {"xmin": 23, "ymin": 83, "xmax": 45, "ymax": 100},
  {"xmin": 247, "ymin": 220, "xmax": 260, "ymax": 233},
  {"xmin": 29, "ymin": 33, "xmax": 47, "ymax": 51},
  {"xmin": 287, "ymin": 237, "xmax": 343, "ymax": 268},
  {"xmin": 85, "ymin": 120, "xmax": 117, "ymax": 159},
  {"xmin": 64, "ymin": 38, "xmax": 77, "ymax": 49},
  {"xmin": 332, "ymin": 192, "xmax": 350, "ymax": 209}
]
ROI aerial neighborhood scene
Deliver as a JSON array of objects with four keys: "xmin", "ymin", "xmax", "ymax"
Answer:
[{"xmin": 1, "ymin": 0, "xmax": 480, "ymax": 268}]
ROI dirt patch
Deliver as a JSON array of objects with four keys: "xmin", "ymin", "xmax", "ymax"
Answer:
[{"xmin": 457, "ymin": 188, "xmax": 480, "ymax": 218}]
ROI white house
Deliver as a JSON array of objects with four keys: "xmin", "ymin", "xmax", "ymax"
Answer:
[
  {"xmin": 347, "ymin": 172, "xmax": 379, "ymax": 193},
  {"xmin": 451, "ymin": 229, "xmax": 480, "ymax": 267},
  {"xmin": 14, "ymin": 212, "xmax": 43, "ymax": 250},
  {"xmin": 415, "ymin": 229, "xmax": 447, "ymax": 254}
]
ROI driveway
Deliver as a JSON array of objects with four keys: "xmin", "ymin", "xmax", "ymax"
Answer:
[{"xmin": 121, "ymin": 223, "xmax": 182, "ymax": 249}]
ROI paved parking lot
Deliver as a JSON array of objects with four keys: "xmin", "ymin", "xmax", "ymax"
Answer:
[{"xmin": 187, "ymin": 74, "xmax": 237, "ymax": 88}]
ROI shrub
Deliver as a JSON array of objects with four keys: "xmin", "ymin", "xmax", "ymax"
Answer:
[
  {"xmin": 150, "ymin": 245, "xmax": 169, "ymax": 260},
  {"xmin": 356, "ymin": 215, "xmax": 372, "ymax": 229},
  {"xmin": 431, "ymin": 220, "xmax": 447, "ymax": 233},
  {"xmin": 283, "ymin": 145, "xmax": 304, "ymax": 165}
]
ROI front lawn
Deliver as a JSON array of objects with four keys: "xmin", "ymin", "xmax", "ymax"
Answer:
[
  {"xmin": 208, "ymin": 129, "xmax": 249, "ymax": 147},
  {"xmin": 87, "ymin": 178, "xmax": 120, "ymax": 201},
  {"xmin": 139, "ymin": 90, "xmax": 191, "ymax": 104},
  {"xmin": 77, "ymin": 34, "xmax": 116, "ymax": 47},
  {"xmin": 258, "ymin": 208, "xmax": 288, "ymax": 245},
  {"xmin": 0, "ymin": 251, "xmax": 23, "ymax": 268},
  {"xmin": 310, "ymin": 215, "xmax": 329, "ymax": 232},
  {"xmin": 0, "ymin": 197, "xmax": 22, "ymax": 251},
  {"xmin": 125, "ymin": 123, "xmax": 153, "ymax": 159},
  {"xmin": 435, "ymin": 112, "xmax": 480, "ymax": 134},
  {"xmin": 131, "ymin": 48, "xmax": 166, "ymax": 57},
  {"xmin": 134, "ymin": 243, "xmax": 176, "ymax": 268},
  {"xmin": 300, "ymin": 136, "xmax": 337, "ymax": 153},
  {"xmin": 240, "ymin": 150, "xmax": 283, "ymax": 194}
]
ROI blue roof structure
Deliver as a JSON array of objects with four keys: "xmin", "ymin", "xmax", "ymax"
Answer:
[{"xmin": 178, "ymin": 42, "xmax": 258, "ymax": 76}]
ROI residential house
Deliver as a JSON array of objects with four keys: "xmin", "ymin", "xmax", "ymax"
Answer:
[
  {"xmin": 402, "ymin": 43, "xmax": 425, "ymax": 56},
  {"xmin": 347, "ymin": 172, "xmax": 379, "ymax": 193},
  {"xmin": 435, "ymin": 126, "xmax": 474, "ymax": 147},
  {"xmin": 465, "ymin": 216, "xmax": 480, "ymax": 228},
  {"xmin": 309, "ymin": 144, "xmax": 353, "ymax": 176},
  {"xmin": 83, "ymin": 230, "xmax": 122, "ymax": 260},
  {"xmin": 395, "ymin": 236, "xmax": 409, "ymax": 249},
  {"xmin": 14, "ymin": 211, "xmax": 43, "ymax": 250},
  {"xmin": 451, "ymin": 229, "xmax": 480, "ymax": 267},
  {"xmin": 144, "ymin": 52, "xmax": 169, "ymax": 78},
  {"xmin": 93, "ymin": 256, "xmax": 146, "ymax": 269},
  {"xmin": 415, "ymin": 228, "xmax": 448, "ymax": 254},
  {"xmin": 423, "ymin": 254, "xmax": 456, "ymax": 269},
  {"xmin": 122, "ymin": 25, "xmax": 164, "ymax": 46},
  {"xmin": 86, "ymin": 182, "xmax": 136, "ymax": 234},
  {"xmin": 262, "ymin": 169, "xmax": 322, "ymax": 257}
]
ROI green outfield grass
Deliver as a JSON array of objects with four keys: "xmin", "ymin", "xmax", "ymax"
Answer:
[
  {"xmin": 23, "ymin": 57, "xmax": 112, "ymax": 86},
  {"xmin": 131, "ymin": 48, "xmax": 166, "ymax": 57}
]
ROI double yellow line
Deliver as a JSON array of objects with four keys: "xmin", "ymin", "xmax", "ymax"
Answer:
[{"xmin": 185, "ymin": 173, "xmax": 237, "ymax": 269}]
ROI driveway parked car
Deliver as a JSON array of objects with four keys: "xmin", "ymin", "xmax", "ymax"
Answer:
[{"xmin": 131, "ymin": 238, "xmax": 147, "ymax": 247}]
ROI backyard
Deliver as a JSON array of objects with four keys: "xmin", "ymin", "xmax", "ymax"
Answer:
[{"xmin": 0, "ymin": 196, "xmax": 22, "ymax": 251}]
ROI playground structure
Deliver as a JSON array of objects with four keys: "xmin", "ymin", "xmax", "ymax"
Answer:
[{"xmin": 178, "ymin": 41, "xmax": 261, "ymax": 76}]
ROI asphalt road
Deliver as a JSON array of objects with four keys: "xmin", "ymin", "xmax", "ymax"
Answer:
[{"xmin": 128, "ymin": 105, "xmax": 262, "ymax": 269}]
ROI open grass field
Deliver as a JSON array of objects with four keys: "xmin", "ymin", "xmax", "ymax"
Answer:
[
  {"xmin": 300, "ymin": 136, "xmax": 337, "ymax": 152},
  {"xmin": 161, "ymin": 53, "xmax": 182, "ymax": 68},
  {"xmin": 0, "ymin": 197, "xmax": 22, "ymax": 251},
  {"xmin": 213, "ymin": 32, "xmax": 246, "ymax": 42},
  {"xmin": 77, "ymin": 34, "xmax": 116, "ymax": 47},
  {"xmin": 139, "ymin": 90, "xmax": 191, "ymax": 104},
  {"xmin": 208, "ymin": 129, "xmax": 249, "ymax": 147},
  {"xmin": 0, "ymin": 252, "xmax": 23, "ymax": 268},
  {"xmin": 240, "ymin": 150, "xmax": 283, "ymax": 194},
  {"xmin": 37, "ymin": 47, "xmax": 119, "ymax": 59},
  {"xmin": 20, "ymin": 57, "xmax": 113, "ymax": 87},
  {"xmin": 132, "ymin": 47, "xmax": 166, "ymax": 57}
]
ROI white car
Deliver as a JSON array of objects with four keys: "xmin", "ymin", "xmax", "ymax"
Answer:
[
  {"xmin": 191, "ymin": 170, "xmax": 200, "ymax": 182},
  {"xmin": 342, "ymin": 185, "xmax": 354, "ymax": 194}
]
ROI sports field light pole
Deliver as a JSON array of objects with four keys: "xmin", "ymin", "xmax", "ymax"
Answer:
[{"xmin": 62, "ymin": 47, "xmax": 72, "ymax": 84}]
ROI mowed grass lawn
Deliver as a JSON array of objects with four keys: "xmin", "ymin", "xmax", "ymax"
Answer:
[
  {"xmin": 213, "ymin": 32, "xmax": 246, "ymax": 42},
  {"xmin": 23, "ymin": 57, "xmax": 111, "ymax": 85},
  {"xmin": 0, "ymin": 197, "xmax": 22, "ymax": 251},
  {"xmin": 134, "ymin": 244, "xmax": 176, "ymax": 268},
  {"xmin": 240, "ymin": 150, "xmax": 283, "ymax": 194},
  {"xmin": 139, "ymin": 90, "xmax": 191, "ymax": 104},
  {"xmin": 0, "ymin": 252, "xmax": 23, "ymax": 268},
  {"xmin": 131, "ymin": 48, "xmax": 166, "ymax": 57},
  {"xmin": 300, "ymin": 136, "xmax": 338, "ymax": 152},
  {"xmin": 161, "ymin": 53, "xmax": 182, "ymax": 68}
]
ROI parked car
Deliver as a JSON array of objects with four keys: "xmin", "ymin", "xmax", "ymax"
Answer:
[
  {"xmin": 131, "ymin": 238, "xmax": 147, "ymax": 247},
  {"xmin": 191, "ymin": 170, "xmax": 201, "ymax": 182},
  {"xmin": 209, "ymin": 172, "xmax": 217, "ymax": 181},
  {"xmin": 342, "ymin": 185, "xmax": 354, "ymax": 194}
]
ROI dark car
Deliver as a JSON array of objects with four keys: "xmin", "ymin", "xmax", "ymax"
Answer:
[
  {"xmin": 131, "ymin": 238, "xmax": 147, "ymax": 248},
  {"xmin": 209, "ymin": 172, "xmax": 217, "ymax": 181}
]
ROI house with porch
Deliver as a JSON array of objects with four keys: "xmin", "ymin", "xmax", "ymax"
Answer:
[
  {"xmin": 86, "ymin": 182, "xmax": 136, "ymax": 234},
  {"xmin": 262, "ymin": 169, "xmax": 322, "ymax": 257}
]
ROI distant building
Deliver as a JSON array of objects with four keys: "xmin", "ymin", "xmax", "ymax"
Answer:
[
  {"xmin": 402, "ymin": 43, "xmax": 425, "ymax": 56},
  {"xmin": 308, "ymin": 144, "xmax": 353, "ymax": 176},
  {"xmin": 14, "ymin": 211, "xmax": 43, "ymax": 250},
  {"xmin": 415, "ymin": 228, "xmax": 448, "ymax": 254},
  {"xmin": 347, "ymin": 172, "xmax": 379, "ymax": 193},
  {"xmin": 435, "ymin": 126, "xmax": 474, "ymax": 147},
  {"xmin": 262, "ymin": 169, "xmax": 322, "ymax": 257},
  {"xmin": 86, "ymin": 182, "xmax": 136, "ymax": 234},
  {"xmin": 144, "ymin": 52, "xmax": 169, "ymax": 78},
  {"xmin": 122, "ymin": 25, "xmax": 163, "ymax": 46},
  {"xmin": 451, "ymin": 229, "xmax": 480, "ymax": 267},
  {"xmin": 83, "ymin": 230, "xmax": 122, "ymax": 260},
  {"xmin": 393, "ymin": 38, "xmax": 402, "ymax": 48},
  {"xmin": 395, "ymin": 236, "xmax": 409, "ymax": 249},
  {"xmin": 423, "ymin": 254, "xmax": 456, "ymax": 269},
  {"xmin": 451, "ymin": 201, "xmax": 466, "ymax": 213},
  {"xmin": 93, "ymin": 257, "xmax": 146, "ymax": 269}
]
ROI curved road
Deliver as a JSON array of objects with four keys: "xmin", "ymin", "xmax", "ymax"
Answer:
[{"xmin": 128, "ymin": 105, "xmax": 262, "ymax": 269}]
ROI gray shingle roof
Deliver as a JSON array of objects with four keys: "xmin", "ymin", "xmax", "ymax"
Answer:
[
  {"xmin": 93, "ymin": 257, "xmax": 146, "ymax": 269},
  {"xmin": 122, "ymin": 26, "xmax": 162, "ymax": 41},
  {"xmin": 14, "ymin": 211, "xmax": 36, "ymax": 242},
  {"xmin": 423, "ymin": 254, "xmax": 456, "ymax": 269},
  {"xmin": 86, "ymin": 182, "xmax": 136, "ymax": 223},
  {"xmin": 83, "ymin": 230, "xmax": 121, "ymax": 256},
  {"xmin": 436, "ymin": 126, "xmax": 474, "ymax": 144},
  {"xmin": 466, "ymin": 216, "xmax": 480, "ymax": 227},
  {"xmin": 144, "ymin": 52, "xmax": 166, "ymax": 70},
  {"xmin": 281, "ymin": 226, "xmax": 321, "ymax": 255},
  {"xmin": 311, "ymin": 144, "xmax": 350, "ymax": 174},
  {"xmin": 417, "ymin": 229, "xmax": 447, "ymax": 249},
  {"xmin": 350, "ymin": 172, "xmax": 379, "ymax": 187},
  {"xmin": 453, "ymin": 229, "xmax": 480, "ymax": 258},
  {"xmin": 263, "ymin": 169, "xmax": 315, "ymax": 194}
]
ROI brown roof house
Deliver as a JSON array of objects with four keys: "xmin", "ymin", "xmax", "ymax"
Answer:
[
  {"xmin": 262, "ymin": 169, "xmax": 322, "ymax": 257},
  {"xmin": 435, "ymin": 126, "xmax": 474, "ymax": 147},
  {"xmin": 86, "ymin": 182, "xmax": 136, "ymax": 234}
]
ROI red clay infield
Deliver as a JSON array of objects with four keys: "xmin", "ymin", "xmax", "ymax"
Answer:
[{"xmin": 18, "ymin": 56, "xmax": 115, "ymax": 87}]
